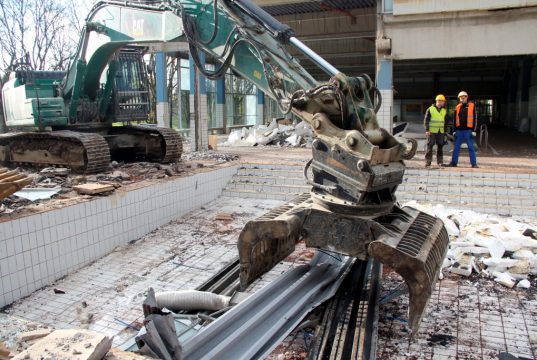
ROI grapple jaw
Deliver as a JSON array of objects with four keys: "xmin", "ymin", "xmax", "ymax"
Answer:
[
  {"xmin": 237, "ymin": 195, "xmax": 448, "ymax": 334},
  {"xmin": 369, "ymin": 206, "xmax": 449, "ymax": 334},
  {"xmin": 237, "ymin": 194, "xmax": 309, "ymax": 289}
]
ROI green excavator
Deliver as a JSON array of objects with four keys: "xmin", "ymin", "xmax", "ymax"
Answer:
[{"xmin": 1, "ymin": 0, "xmax": 448, "ymax": 335}]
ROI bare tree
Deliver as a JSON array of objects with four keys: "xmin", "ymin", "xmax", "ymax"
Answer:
[{"xmin": 0, "ymin": 0, "xmax": 30, "ymax": 80}]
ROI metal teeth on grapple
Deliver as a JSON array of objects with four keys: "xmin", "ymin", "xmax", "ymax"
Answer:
[
  {"xmin": 237, "ymin": 193, "xmax": 310, "ymax": 289},
  {"xmin": 368, "ymin": 206, "xmax": 449, "ymax": 335}
]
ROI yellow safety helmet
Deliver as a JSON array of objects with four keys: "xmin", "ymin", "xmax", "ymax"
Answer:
[
  {"xmin": 458, "ymin": 91, "xmax": 468, "ymax": 98},
  {"xmin": 435, "ymin": 94, "xmax": 446, "ymax": 102}
]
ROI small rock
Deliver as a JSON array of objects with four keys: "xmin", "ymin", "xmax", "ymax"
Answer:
[
  {"xmin": 84, "ymin": 342, "xmax": 92, "ymax": 348},
  {"xmin": 111, "ymin": 161, "xmax": 119, "ymax": 168},
  {"xmin": 53, "ymin": 288, "xmax": 66, "ymax": 294},
  {"xmin": 73, "ymin": 349, "xmax": 82, "ymax": 355}
]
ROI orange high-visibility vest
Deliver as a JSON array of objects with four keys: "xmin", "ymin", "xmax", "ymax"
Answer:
[{"xmin": 455, "ymin": 102, "xmax": 475, "ymax": 128}]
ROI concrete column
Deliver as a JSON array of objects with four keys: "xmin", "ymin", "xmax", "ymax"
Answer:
[
  {"xmin": 376, "ymin": 58, "xmax": 393, "ymax": 132},
  {"xmin": 256, "ymin": 89, "xmax": 264, "ymax": 125},
  {"xmin": 519, "ymin": 58, "xmax": 532, "ymax": 122},
  {"xmin": 189, "ymin": 53, "xmax": 208, "ymax": 151},
  {"xmin": 508, "ymin": 67, "xmax": 519, "ymax": 129},
  {"xmin": 155, "ymin": 52, "xmax": 169, "ymax": 128},
  {"xmin": 216, "ymin": 77, "xmax": 225, "ymax": 131},
  {"xmin": 530, "ymin": 61, "xmax": 537, "ymax": 137}
]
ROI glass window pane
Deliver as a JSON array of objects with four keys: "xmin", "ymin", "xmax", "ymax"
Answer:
[
  {"xmin": 384, "ymin": 0, "xmax": 393, "ymax": 12},
  {"xmin": 180, "ymin": 68, "xmax": 190, "ymax": 91}
]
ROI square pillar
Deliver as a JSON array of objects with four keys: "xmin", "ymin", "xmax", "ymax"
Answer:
[
  {"xmin": 256, "ymin": 89, "xmax": 265, "ymax": 125},
  {"xmin": 155, "ymin": 52, "xmax": 169, "ymax": 128},
  {"xmin": 189, "ymin": 52, "xmax": 208, "ymax": 151},
  {"xmin": 376, "ymin": 58, "xmax": 393, "ymax": 133},
  {"xmin": 216, "ymin": 78, "xmax": 225, "ymax": 130}
]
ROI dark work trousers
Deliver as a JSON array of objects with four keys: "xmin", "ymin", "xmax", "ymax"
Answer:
[{"xmin": 425, "ymin": 132, "xmax": 444, "ymax": 165}]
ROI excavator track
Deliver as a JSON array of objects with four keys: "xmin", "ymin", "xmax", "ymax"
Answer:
[
  {"xmin": 0, "ymin": 131, "xmax": 111, "ymax": 173},
  {"xmin": 134, "ymin": 125, "xmax": 183, "ymax": 163},
  {"xmin": 107, "ymin": 125, "xmax": 183, "ymax": 163}
]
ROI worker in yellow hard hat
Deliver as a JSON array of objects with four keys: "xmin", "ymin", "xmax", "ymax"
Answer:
[
  {"xmin": 424, "ymin": 94, "xmax": 447, "ymax": 167},
  {"xmin": 448, "ymin": 91, "xmax": 478, "ymax": 168}
]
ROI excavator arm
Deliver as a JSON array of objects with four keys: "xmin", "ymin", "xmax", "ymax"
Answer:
[
  {"xmin": 169, "ymin": 0, "xmax": 446, "ymax": 334},
  {"xmin": 13, "ymin": 0, "xmax": 443, "ymax": 333}
]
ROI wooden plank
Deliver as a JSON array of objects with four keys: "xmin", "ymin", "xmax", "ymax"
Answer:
[
  {"xmin": 0, "ymin": 341, "xmax": 11, "ymax": 360},
  {"xmin": 73, "ymin": 183, "xmax": 115, "ymax": 195},
  {"xmin": 12, "ymin": 329, "xmax": 112, "ymax": 360},
  {"xmin": 208, "ymin": 135, "xmax": 219, "ymax": 150}
]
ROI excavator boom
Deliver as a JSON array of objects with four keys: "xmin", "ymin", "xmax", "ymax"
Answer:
[
  {"xmin": 1, "ymin": 0, "xmax": 448, "ymax": 333},
  {"xmin": 174, "ymin": 0, "xmax": 446, "ymax": 334}
]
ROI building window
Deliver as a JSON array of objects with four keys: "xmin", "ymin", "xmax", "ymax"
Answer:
[
  {"xmin": 383, "ymin": 0, "xmax": 393, "ymax": 13},
  {"xmin": 225, "ymin": 72, "xmax": 257, "ymax": 126}
]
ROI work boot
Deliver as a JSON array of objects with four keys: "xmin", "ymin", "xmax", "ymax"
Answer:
[
  {"xmin": 425, "ymin": 163, "xmax": 431, "ymax": 167},
  {"xmin": 472, "ymin": 164, "xmax": 479, "ymax": 168},
  {"xmin": 447, "ymin": 163, "xmax": 457, "ymax": 167}
]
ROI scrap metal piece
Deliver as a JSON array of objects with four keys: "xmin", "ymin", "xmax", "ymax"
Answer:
[
  {"xmin": 181, "ymin": 252, "xmax": 353, "ymax": 360},
  {"xmin": 0, "ymin": 167, "xmax": 32, "ymax": 200}
]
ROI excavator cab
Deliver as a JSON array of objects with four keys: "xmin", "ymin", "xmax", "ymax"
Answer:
[{"xmin": 113, "ymin": 47, "xmax": 152, "ymax": 124}]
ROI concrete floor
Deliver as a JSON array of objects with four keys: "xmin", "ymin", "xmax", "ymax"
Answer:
[
  {"xmin": 378, "ymin": 271, "xmax": 537, "ymax": 360},
  {"xmin": 1, "ymin": 145, "xmax": 537, "ymax": 359},
  {"xmin": 0, "ymin": 197, "xmax": 284, "ymax": 348},
  {"xmin": 2, "ymin": 195, "xmax": 535, "ymax": 359}
]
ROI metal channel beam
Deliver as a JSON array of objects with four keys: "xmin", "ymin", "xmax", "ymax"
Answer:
[
  {"xmin": 181, "ymin": 252, "xmax": 354, "ymax": 360},
  {"xmin": 308, "ymin": 259, "xmax": 381, "ymax": 360}
]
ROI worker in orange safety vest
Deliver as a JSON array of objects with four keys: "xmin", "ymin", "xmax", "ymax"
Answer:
[{"xmin": 448, "ymin": 91, "xmax": 478, "ymax": 168}]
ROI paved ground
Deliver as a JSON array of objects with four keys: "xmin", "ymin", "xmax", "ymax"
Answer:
[
  {"xmin": 378, "ymin": 271, "xmax": 537, "ymax": 360},
  {"xmin": 2, "ymin": 143, "xmax": 537, "ymax": 359},
  {"xmin": 2, "ymin": 195, "xmax": 536, "ymax": 359},
  {"xmin": 0, "ymin": 197, "xmax": 284, "ymax": 348}
]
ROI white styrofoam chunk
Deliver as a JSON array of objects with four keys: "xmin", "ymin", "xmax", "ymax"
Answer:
[
  {"xmin": 483, "ymin": 258, "xmax": 519, "ymax": 271},
  {"xmin": 493, "ymin": 272, "xmax": 516, "ymax": 288},
  {"xmin": 512, "ymin": 249, "xmax": 535, "ymax": 259},
  {"xmin": 516, "ymin": 279, "xmax": 531, "ymax": 288},
  {"xmin": 466, "ymin": 232, "xmax": 505, "ymax": 258}
]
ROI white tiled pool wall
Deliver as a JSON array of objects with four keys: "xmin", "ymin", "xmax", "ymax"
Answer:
[{"xmin": 0, "ymin": 165, "xmax": 239, "ymax": 308}]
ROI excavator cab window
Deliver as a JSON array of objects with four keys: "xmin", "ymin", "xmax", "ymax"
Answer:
[{"xmin": 113, "ymin": 47, "xmax": 151, "ymax": 123}]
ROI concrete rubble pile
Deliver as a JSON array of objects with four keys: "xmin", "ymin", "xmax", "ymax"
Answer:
[
  {"xmin": 403, "ymin": 201, "xmax": 537, "ymax": 289},
  {"xmin": 222, "ymin": 119, "xmax": 313, "ymax": 147},
  {"xmin": 0, "ymin": 153, "xmax": 238, "ymax": 215}
]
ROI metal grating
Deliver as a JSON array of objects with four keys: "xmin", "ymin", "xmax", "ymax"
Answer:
[{"xmin": 262, "ymin": 0, "xmax": 376, "ymax": 16}]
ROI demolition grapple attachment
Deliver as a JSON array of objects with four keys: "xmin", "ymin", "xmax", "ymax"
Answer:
[{"xmin": 237, "ymin": 195, "xmax": 449, "ymax": 334}]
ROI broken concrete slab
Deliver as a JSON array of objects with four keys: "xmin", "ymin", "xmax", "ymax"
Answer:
[
  {"xmin": 450, "ymin": 255, "xmax": 474, "ymax": 276},
  {"xmin": 73, "ymin": 183, "xmax": 115, "ymax": 195},
  {"xmin": 16, "ymin": 329, "xmax": 52, "ymax": 342},
  {"xmin": 12, "ymin": 329, "xmax": 112, "ymax": 360}
]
